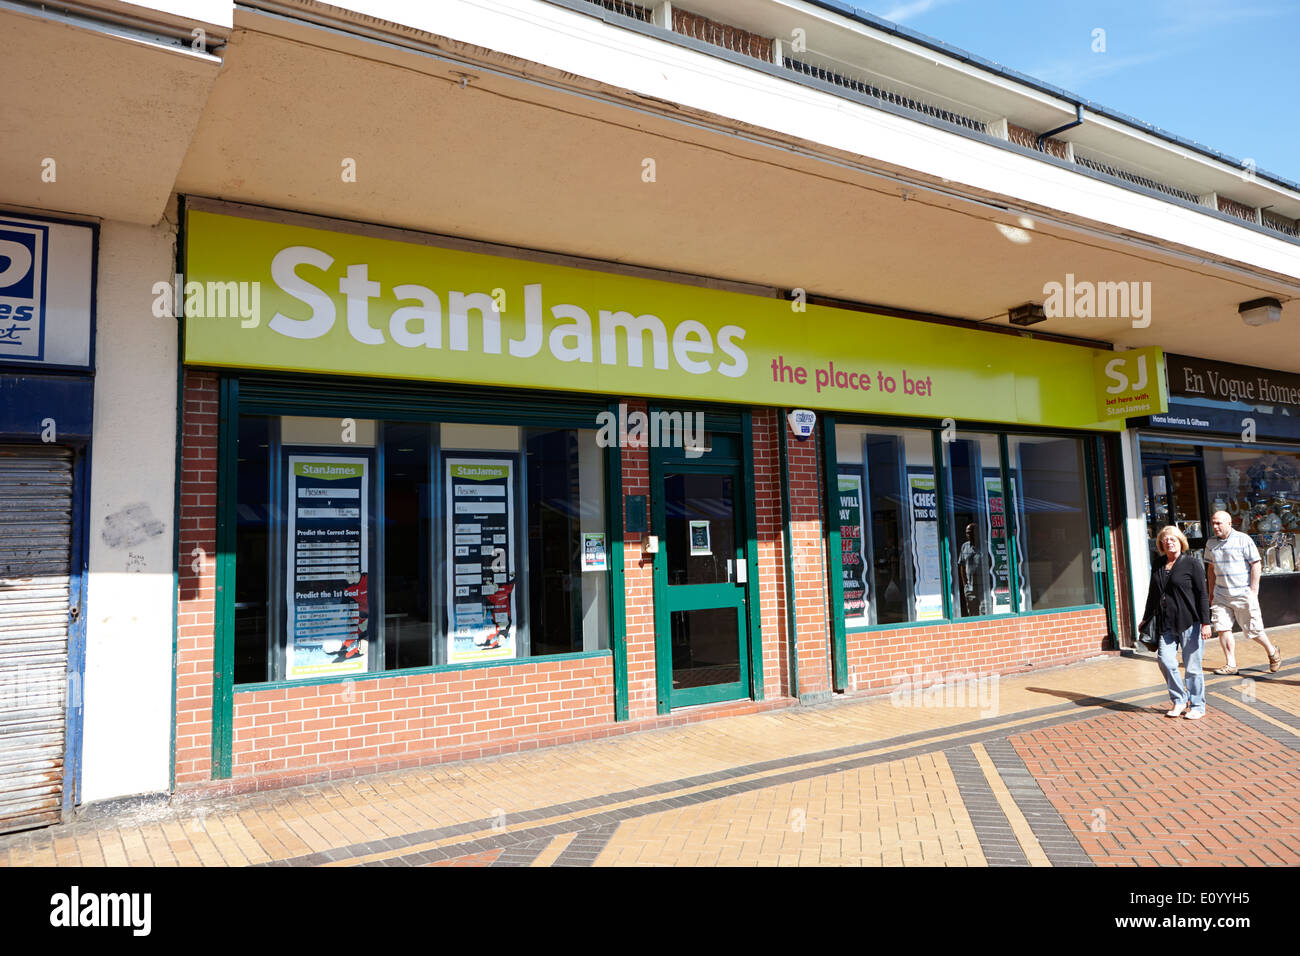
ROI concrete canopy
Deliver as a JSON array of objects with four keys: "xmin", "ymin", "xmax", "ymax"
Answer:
[
  {"xmin": 0, "ymin": 5, "xmax": 220, "ymax": 225},
  {"xmin": 169, "ymin": 9, "xmax": 1298, "ymax": 372}
]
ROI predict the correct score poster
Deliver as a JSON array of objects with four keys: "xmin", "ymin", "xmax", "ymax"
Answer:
[
  {"xmin": 285, "ymin": 455, "xmax": 370, "ymax": 679},
  {"xmin": 445, "ymin": 457, "xmax": 517, "ymax": 664}
]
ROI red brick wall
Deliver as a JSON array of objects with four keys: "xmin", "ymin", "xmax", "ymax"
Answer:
[
  {"xmin": 672, "ymin": 7, "xmax": 774, "ymax": 61},
  {"xmin": 233, "ymin": 656, "xmax": 613, "ymax": 776},
  {"xmin": 844, "ymin": 607, "xmax": 1108, "ymax": 696},
  {"xmin": 620, "ymin": 400, "xmax": 658, "ymax": 719},
  {"xmin": 786, "ymin": 426, "xmax": 833, "ymax": 697},
  {"xmin": 1217, "ymin": 195, "xmax": 1258, "ymax": 224},
  {"xmin": 176, "ymin": 371, "xmax": 219, "ymax": 784},
  {"xmin": 1007, "ymin": 122, "xmax": 1069, "ymax": 160},
  {"xmin": 752, "ymin": 409, "xmax": 790, "ymax": 699}
]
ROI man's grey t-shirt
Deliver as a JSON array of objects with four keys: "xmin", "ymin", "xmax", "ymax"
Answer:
[{"xmin": 1203, "ymin": 530, "xmax": 1260, "ymax": 602}]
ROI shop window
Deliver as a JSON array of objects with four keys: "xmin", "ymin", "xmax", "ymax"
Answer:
[
  {"xmin": 233, "ymin": 414, "xmax": 609, "ymax": 684},
  {"xmin": 1203, "ymin": 445, "xmax": 1300, "ymax": 576},
  {"xmin": 234, "ymin": 415, "xmax": 273, "ymax": 684},
  {"xmin": 831, "ymin": 421, "xmax": 1103, "ymax": 632},
  {"xmin": 943, "ymin": 433, "xmax": 1013, "ymax": 618},
  {"xmin": 383, "ymin": 422, "xmax": 434, "ymax": 670},
  {"xmin": 1138, "ymin": 444, "xmax": 1209, "ymax": 562},
  {"xmin": 835, "ymin": 424, "xmax": 943, "ymax": 627},
  {"xmin": 1008, "ymin": 435, "xmax": 1096, "ymax": 611},
  {"xmin": 523, "ymin": 427, "xmax": 609, "ymax": 656},
  {"xmin": 1167, "ymin": 463, "xmax": 1206, "ymax": 544}
]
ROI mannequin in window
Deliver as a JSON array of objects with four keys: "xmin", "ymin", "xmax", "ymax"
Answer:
[{"xmin": 958, "ymin": 523, "xmax": 988, "ymax": 617}]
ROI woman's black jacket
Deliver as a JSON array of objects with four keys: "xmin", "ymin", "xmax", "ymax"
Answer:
[{"xmin": 1140, "ymin": 553, "xmax": 1211, "ymax": 636}]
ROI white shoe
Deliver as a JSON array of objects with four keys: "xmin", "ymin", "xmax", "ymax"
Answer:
[
  {"xmin": 1166, "ymin": 701, "xmax": 1187, "ymax": 718},
  {"xmin": 1185, "ymin": 709, "xmax": 1205, "ymax": 720}
]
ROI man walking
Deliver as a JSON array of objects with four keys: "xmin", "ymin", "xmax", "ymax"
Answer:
[{"xmin": 1204, "ymin": 511, "xmax": 1283, "ymax": 675}]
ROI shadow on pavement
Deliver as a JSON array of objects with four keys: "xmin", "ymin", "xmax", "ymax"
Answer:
[{"xmin": 1024, "ymin": 687, "xmax": 1160, "ymax": 714}]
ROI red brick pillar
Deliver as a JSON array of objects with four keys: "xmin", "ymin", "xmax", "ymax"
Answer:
[
  {"xmin": 752, "ymin": 409, "xmax": 791, "ymax": 698},
  {"xmin": 786, "ymin": 423, "xmax": 833, "ymax": 699},
  {"xmin": 620, "ymin": 400, "xmax": 658, "ymax": 719},
  {"xmin": 175, "ymin": 371, "xmax": 219, "ymax": 784}
]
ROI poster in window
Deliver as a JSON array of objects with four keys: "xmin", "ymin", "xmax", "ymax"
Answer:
[
  {"xmin": 285, "ymin": 455, "xmax": 370, "ymax": 680},
  {"xmin": 582, "ymin": 532, "xmax": 608, "ymax": 572},
  {"xmin": 908, "ymin": 470, "xmax": 944, "ymax": 621},
  {"xmin": 837, "ymin": 473, "xmax": 869, "ymax": 624},
  {"xmin": 445, "ymin": 457, "xmax": 517, "ymax": 663},
  {"xmin": 982, "ymin": 473, "xmax": 1013, "ymax": 613},
  {"xmin": 689, "ymin": 520, "xmax": 712, "ymax": 556}
]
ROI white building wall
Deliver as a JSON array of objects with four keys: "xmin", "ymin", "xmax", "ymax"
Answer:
[
  {"xmin": 81, "ymin": 215, "xmax": 177, "ymax": 803},
  {"xmin": 1120, "ymin": 428, "xmax": 1152, "ymax": 631}
]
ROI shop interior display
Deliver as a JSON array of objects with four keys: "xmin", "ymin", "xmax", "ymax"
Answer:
[{"xmin": 1208, "ymin": 451, "xmax": 1300, "ymax": 575}]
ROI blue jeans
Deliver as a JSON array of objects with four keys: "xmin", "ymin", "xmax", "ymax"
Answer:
[{"xmin": 1157, "ymin": 622, "xmax": 1205, "ymax": 710}]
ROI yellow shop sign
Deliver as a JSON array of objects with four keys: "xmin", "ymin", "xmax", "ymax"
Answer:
[
  {"xmin": 1093, "ymin": 347, "xmax": 1168, "ymax": 420},
  {"xmin": 183, "ymin": 209, "xmax": 1152, "ymax": 431}
]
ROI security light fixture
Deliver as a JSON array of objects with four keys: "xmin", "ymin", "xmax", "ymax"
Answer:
[
  {"xmin": 1008, "ymin": 303, "xmax": 1047, "ymax": 327},
  {"xmin": 1238, "ymin": 297, "xmax": 1282, "ymax": 326}
]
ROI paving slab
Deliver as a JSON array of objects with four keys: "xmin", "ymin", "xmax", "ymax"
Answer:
[{"xmin": 2, "ymin": 631, "xmax": 1297, "ymax": 867}]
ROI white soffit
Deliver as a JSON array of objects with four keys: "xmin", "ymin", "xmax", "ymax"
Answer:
[{"xmin": 113, "ymin": 0, "xmax": 234, "ymax": 29}]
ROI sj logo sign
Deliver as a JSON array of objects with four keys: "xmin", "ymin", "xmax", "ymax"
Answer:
[
  {"xmin": 1094, "ymin": 347, "xmax": 1168, "ymax": 420},
  {"xmin": 0, "ymin": 219, "xmax": 49, "ymax": 361}
]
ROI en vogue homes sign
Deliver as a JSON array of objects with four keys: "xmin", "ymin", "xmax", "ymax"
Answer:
[
  {"xmin": 1148, "ymin": 354, "xmax": 1300, "ymax": 441},
  {"xmin": 1166, "ymin": 354, "xmax": 1300, "ymax": 410}
]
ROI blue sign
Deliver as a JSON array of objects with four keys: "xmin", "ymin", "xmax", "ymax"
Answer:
[
  {"xmin": 0, "ymin": 220, "xmax": 50, "ymax": 362},
  {"xmin": 1146, "ymin": 399, "xmax": 1300, "ymax": 442},
  {"xmin": 0, "ymin": 374, "xmax": 93, "ymax": 440}
]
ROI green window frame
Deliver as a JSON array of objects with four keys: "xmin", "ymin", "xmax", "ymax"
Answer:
[
  {"xmin": 821, "ymin": 414, "xmax": 1113, "ymax": 691},
  {"xmin": 210, "ymin": 374, "xmax": 630, "ymax": 777}
]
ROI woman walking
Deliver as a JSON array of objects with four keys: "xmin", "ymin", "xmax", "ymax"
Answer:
[{"xmin": 1139, "ymin": 526, "xmax": 1213, "ymax": 719}]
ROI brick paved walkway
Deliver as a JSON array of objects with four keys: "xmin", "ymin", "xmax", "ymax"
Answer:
[{"xmin": 2, "ymin": 630, "xmax": 1297, "ymax": 867}]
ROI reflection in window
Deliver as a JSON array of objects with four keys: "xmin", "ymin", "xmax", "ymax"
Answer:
[
  {"xmin": 943, "ymin": 434, "xmax": 1012, "ymax": 618},
  {"xmin": 1203, "ymin": 446, "xmax": 1300, "ymax": 576},
  {"xmin": 234, "ymin": 415, "xmax": 273, "ymax": 685},
  {"xmin": 835, "ymin": 424, "xmax": 942, "ymax": 626},
  {"xmin": 384, "ymin": 423, "xmax": 433, "ymax": 670},
  {"xmin": 664, "ymin": 473, "xmax": 736, "ymax": 586},
  {"xmin": 1010, "ymin": 435, "xmax": 1096, "ymax": 611},
  {"xmin": 670, "ymin": 607, "xmax": 741, "ymax": 689},
  {"xmin": 525, "ymin": 428, "xmax": 609, "ymax": 655},
  {"xmin": 833, "ymin": 422, "xmax": 1103, "ymax": 629}
]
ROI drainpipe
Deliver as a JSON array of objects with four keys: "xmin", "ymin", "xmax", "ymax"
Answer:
[
  {"xmin": 1037, "ymin": 103, "xmax": 1084, "ymax": 150},
  {"xmin": 778, "ymin": 410, "xmax": 800, "ymax": 699}
]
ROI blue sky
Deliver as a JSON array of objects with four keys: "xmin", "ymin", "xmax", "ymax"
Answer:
[{"xmin": 848, "ymin": 0, "xmax": 1300, "ymax": 184}]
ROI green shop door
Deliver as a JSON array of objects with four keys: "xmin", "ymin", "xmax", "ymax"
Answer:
[{"xmin": 651, "ymin": 429, "xmax": 752, "ymax": 710}]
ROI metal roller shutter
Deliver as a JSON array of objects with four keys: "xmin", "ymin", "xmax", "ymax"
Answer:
[{"xmin": 0, "ymin": 445, "xmax": 74, "ymax": 835}]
